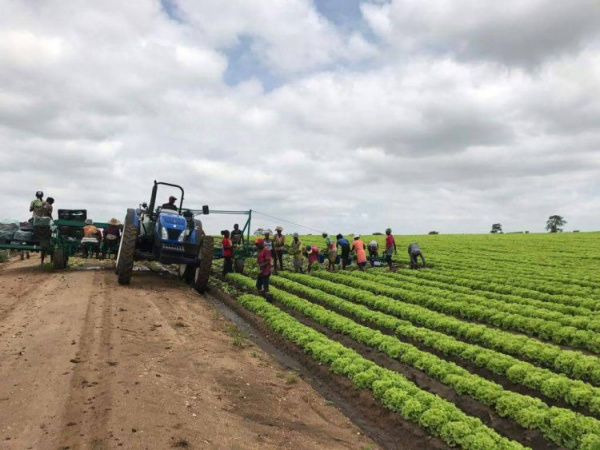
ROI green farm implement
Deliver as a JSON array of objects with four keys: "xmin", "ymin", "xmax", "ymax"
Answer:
[{"xmin": 0, "ymin": 213, "xmax": 112, "ymax": 269}]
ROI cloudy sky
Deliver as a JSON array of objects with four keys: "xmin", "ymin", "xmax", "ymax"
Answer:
[{"xmin": 1, "ymin": 0, "xmax": 599, "ymax": 234}]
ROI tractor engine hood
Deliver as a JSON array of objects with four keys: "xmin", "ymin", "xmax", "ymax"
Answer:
[{"xmin": 158, "ymin": 213, "xmax": 187, "ymax": 230}]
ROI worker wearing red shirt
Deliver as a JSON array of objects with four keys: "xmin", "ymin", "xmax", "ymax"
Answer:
[
  {"xmin": 303, "ymin": 245, "xmax": 320, "ymax": 273},
  {"xmin": 222, "ymin": 230, "xmax": 234, "ymax": 275},
  {"xmin": 385, "ymin": 228, "xmax": 397, "ymax": 272},
  {"xmin": 255, "ymin": 238, "xmax": 272, "ymax": 299}
]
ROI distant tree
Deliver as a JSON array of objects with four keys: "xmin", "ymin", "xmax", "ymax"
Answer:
[
  {"xmin": 428, "ymin": 231, "xmax": 439, "ymax": 235},
  {"xmin": 490, "ymin": 223, "xmax": 503, "ymax": 234},
  {"xmin": 372, "ymin": 232, "xmax": 383, "ymax": 236},
  {"xmin": 573, "ymin": 230, "xmax": 580, "ymax": 233},
  {"xmin": 546, "ymin": 215, "xmax": 567, "ymax": 233}
]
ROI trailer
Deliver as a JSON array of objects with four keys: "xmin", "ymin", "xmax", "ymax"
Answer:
[{"xmin": 0, "ymin": 215, "xmax": 112, "ymax": 269}]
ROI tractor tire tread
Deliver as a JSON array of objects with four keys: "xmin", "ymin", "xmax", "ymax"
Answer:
[
  {"xmin": 117, "ymin": 223, "xmax": 136, "ymax": 285},
  {"xmin": 194, "ymin": 236, "xmax": 214, "ymax": 293}
]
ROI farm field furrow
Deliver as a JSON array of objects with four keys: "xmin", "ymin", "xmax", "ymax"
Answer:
[
  {"xmin": 425, "ymin": 264, "xmax": 600, "ymax": 302},
  {"xmin": 310, "ymin": 270, "xmax": 600, "ymax": 354},
  {"xmin": 260, "ymin": 274, "xmax": 600, "ymax": 417},
  {"xmin": 351, "ymin": 270, "xmax": 600, "ymax": 332},
  {"xmin": 433, "ymin": 261, "xmax": 600, "ymax": 291},
  {"xmin": 233, "ymin": 293, "xmax": 528, "ymax": 450},
  {"xmin": 278, "ymin": 272, "xmax": 600, "ymax": 385},
  {"xmin": 221, "ymin": 232, "xmax": 600, "ymax": 448},
  {"xmin": 378, "ymin": 270, "xmax": 599, "ymax": 318}
]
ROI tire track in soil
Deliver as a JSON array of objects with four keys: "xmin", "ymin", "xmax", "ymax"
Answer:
[
  {"xmin": 55, "ymin": 271, "xmax": 115, "ymax": 450},
  {"xmin": 0, "ymin": 265, "xmax": 55, "ymax": 324}
]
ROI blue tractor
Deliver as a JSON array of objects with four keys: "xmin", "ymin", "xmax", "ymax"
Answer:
[{"xmin": 116, "ymin": 181, "xmax": 213, "ymax": 292}]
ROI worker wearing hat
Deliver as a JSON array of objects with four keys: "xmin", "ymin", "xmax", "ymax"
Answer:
[
  {"xmin": 273, "ymin": 226, "xmax": 285, "ymax": 273},
  {"xmin": 102, "ymin": 218, "xmax": 122, "ymax": 259},
  {"xmin": 290, "ymin": 232, "xmax": 303, "ymax": 273},
  {"xmin": 303, "ymin": 244, "xmax": 320, "ymax": 272},
  {"xmin": 162, "ymin": 195, "xmax": 178, "ymax": 211},
  {"xmin": 255, "ymin": 238, "xmax": 272, "ymax": 299}
]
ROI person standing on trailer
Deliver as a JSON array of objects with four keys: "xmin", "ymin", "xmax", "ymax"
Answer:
[
  {"xmin": 385, "ymin": 228, "xmax": 397, "ymax": 272},
  {"xmin": 222, "ymin": 230, "xmax": 234, "ymax": 275},
  {"xmin": 290, "ymin": 233, "xmax": 304, "ymax": 273},
  {"xmin": 231, "ymin": 223, "xmax": 244, "ymax": 246},
  {"xmin": 29, "ymin": 191, "xmax": 44, "ymax": 219},
  {"xmin": 408, "ymin": 243, "xmax": 426, "ymax": 269},
  {"xmin": 353, "ymin": 235, "xmax": 368, "ymax": 271},
  {"xmin": 322, "ymin": 232, "xmax": 337, "ymax": 272},
  {"xmin": 336, "ymin": 234, "xmax": 350, "ymax": 269},
  {"xmin": 255, "ymin": 238, "xmax": 272, "ymax": 300},
  {"xmin": 303, "ymin": 245, "xmax": 320, "ymax": 273},
  {"xmin": 273, "ymin": 226, "xmax": 285, "ymax": 273},
  {"xmin": 41, "ymin": 197, "xmax": 54, "ymax": 219}
]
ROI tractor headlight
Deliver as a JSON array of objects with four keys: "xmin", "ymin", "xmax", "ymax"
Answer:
[
  {"xmin": 161, "ymin": 227, "xmax": 168, "ymax": 240},
  {"xmin": 178, "ymin": 229, "xmax": 189, "ymax": 242}
]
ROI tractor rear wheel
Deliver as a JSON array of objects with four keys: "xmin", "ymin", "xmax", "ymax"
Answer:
[
  {"xmin": 53, "ymin": 248, "xmax": 66, "ymax": 270},
  {"xmin": 117, "ymin": 209, "xmax": 137, "ymax": 285},
  {"xmin": 193, "ymin": 236, "xmax": 213, "ymax": 294}
]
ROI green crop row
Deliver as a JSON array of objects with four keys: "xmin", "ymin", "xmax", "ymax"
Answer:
[
  {"xmin": 358, "ymin": 271, "xmax": 600, "ymax": 332},
  {"xmin": 280, "ymin": 271, "xmax": 600, "ymax": 386},
  {"xmin": 314, "ymin": 270, "xmax": 600, "ymax": 354},
  {"xmin": 383, "ymin": 269, "xmax": 599, "ymax": 318},
  {"xmin": 265, "ymin": 274, "xmax": 600, "ymax": 417},
  {"xmin": 228, "ymin": 275, "xmax": 600, "ymax": 448},
  {"xmin": 233, "ymin": 292, "xmax": 527, "ymax": 449},
  {"xmin": 435, "ymin": 259, "xmax": 600, "ymax": 291},
  {"xmin": 430, "ymin": 262, "xmax": 600, "ymax": 303}
]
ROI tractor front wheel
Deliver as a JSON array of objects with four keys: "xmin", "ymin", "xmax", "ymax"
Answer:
[
  {"xmin": 193, "ymin": 236, "xmax": 214, "ymax": 294},
  {"xmin": 179, "ymin": 263, "xmax": 195, "ymax": 284},
  {"xmin": 117, "ymin": 210, "xmax": 136, "ymax": 285}
]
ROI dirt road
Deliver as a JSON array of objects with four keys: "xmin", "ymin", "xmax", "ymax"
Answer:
[{"xmin": 0, "ymin": 257, "xmax": 374, "ymax": 449}]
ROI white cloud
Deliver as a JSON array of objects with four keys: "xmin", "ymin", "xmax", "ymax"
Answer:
[{"xmin": 0, "ymin": 0, "xmax": 598, "ymax": 235}]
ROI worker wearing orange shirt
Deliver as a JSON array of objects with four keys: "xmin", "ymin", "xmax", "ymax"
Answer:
[{"xmin": 352, "ymin": 234, "xmax": 367, "ymax": 271}]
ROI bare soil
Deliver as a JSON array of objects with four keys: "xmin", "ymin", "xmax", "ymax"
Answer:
[{"xmin": 0, "ymin": 256, "xmax": 375, "ymax": 450}]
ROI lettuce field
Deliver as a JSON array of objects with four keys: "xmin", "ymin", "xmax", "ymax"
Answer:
[{"xmin": 219, "ymin": 232, "xmax": 600, "ymax": 449}]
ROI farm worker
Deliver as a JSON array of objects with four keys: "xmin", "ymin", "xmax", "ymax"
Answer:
[
  {"xmin": 367, "ymin": 240, "xmax": 379, "ymax": 258},
  {"xmin": 231, "ymin": 223, "xmax": 244, "ymax": 246},
  {"xmin": 41, "ymin": 197, "xmax": 54, "ymax": 219},
  {"xmin": 162, "ymin": 195, "xmax": 178, "ymax": 211},
  {"xmin": 408, "ymin": 243, "xmax": 426, "ymax": 269},
  {"xmin": 385, "ymin": 228, "xmax": 397, "ymax": 272},
  {"xmin": 353, "ymin": 235, "xmax": 367, "ymax": 271},
  {"xmin": 29, "ymin": 191, "xmax": 44, "ymax": 219},
  {"xmin": 273, "ymin": 226, "xmax": 285, "ymax": 273},
  {"xmin": 322, "ymin": 232, "xmax": 337, "ymax": 272},
  {"xmin": 303, "ymin": 245, "xmax": 320, "ymax": 273},
  {"xmin": 104, "ymin": 218, "xmax": 121, "ymax": 240},
  {"xmin": 222, "ymin": 230, "xmax": 234, "ymax": 276},
  {"xmin": 83, "ymin": 219, "xmax": 102, "ymax": 240},
  {"xmin": 102, "ymin": 218, "xmax": 121, "ymax": 259},
  {"xmin": 263, "ymin": 231, "xmax": 273, "ymax": 252},
  {"xmin": 81, "ymin": 219, "xmax": 102, "ymax": 258},
  {"xmin": 336, "ymin": 234, "xmax": 350, "ymax": 270},
  {"xmin": 290, "ymin": 233, "xmax": 304, "ymax": 273},
  {"xmin": 255, "ymin": 238, "xmax": 272, "ymax": 300}
]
